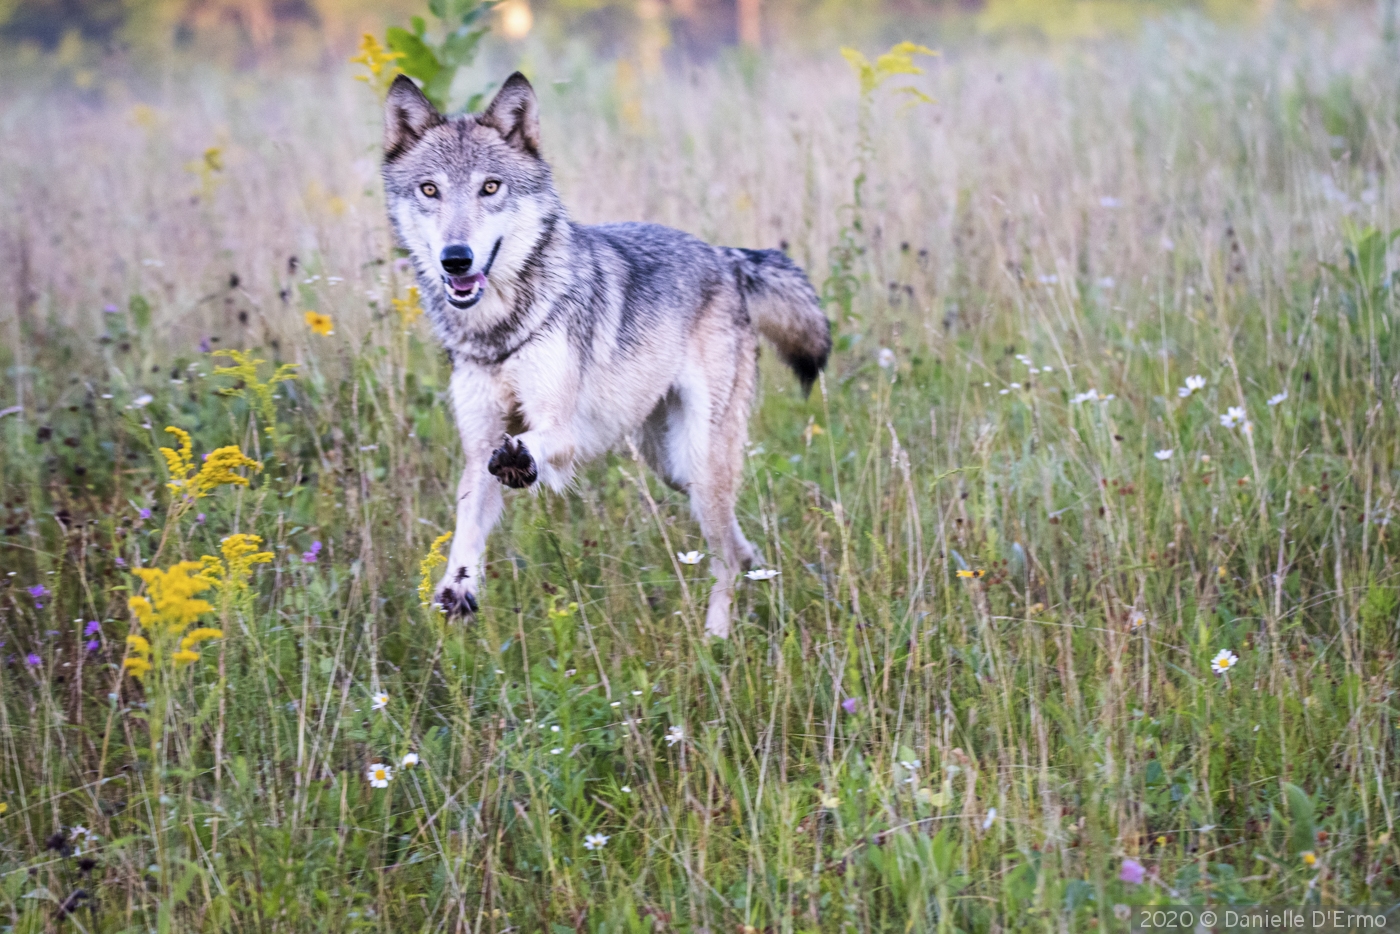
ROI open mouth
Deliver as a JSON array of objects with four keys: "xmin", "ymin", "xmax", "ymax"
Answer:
[
  {"xmin": 442, "ymin": 238, "xmax": 502, "ymax": 309},
  {"xmin": 444, "ymin": 272, "xmax": 487, "ymax": 308}
]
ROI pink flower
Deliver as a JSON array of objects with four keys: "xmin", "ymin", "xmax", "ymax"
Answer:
[{"xmin": 1118, "ymin": 858, "xmax": 1145, "ymax": 885}]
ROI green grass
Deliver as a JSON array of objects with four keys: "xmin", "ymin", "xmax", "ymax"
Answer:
[{"xmin": 2, "ymin": 11, "xmax": 1400, "ymax": 932}]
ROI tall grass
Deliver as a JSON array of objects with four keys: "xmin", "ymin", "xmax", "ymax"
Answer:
[{"xmin": 2, "ymin": 10, "xmax": 1399, "ymax": 932}]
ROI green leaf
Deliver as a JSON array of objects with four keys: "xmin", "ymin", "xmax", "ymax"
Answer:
[
  {"xmin": 1283, "ymin": 782, "xmax": 1316, "ymax": 856},
  {"xmin": 129, "ymin": 294, "xmax": 152, "ymax": 330},
  {"xmin": 440, "ymin": 26, "xmax": 487, "ymax": 69},
  {"xmin": 385, "ymin": 27, "xmax": 443, "ymax": 95}
]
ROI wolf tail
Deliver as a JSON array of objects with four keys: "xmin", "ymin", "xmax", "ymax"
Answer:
[{"xmin": 728, "ymin": 248, "xmax": 832, "ymax": 396}]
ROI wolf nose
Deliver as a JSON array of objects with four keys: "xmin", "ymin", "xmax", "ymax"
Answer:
[{"xmin": 440, "ymin": 244, "xmax": 474, "ymax": 276}]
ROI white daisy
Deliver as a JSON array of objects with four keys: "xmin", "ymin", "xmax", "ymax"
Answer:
[
  {"xmin": 1154, "ymin": 449, "xmax": 1174, "ymax": 461},
  {"xmin": 620, "ymin": 785, "xmax": 632, "ymax": 793},
  {"xmin": 583, "ymin": 833, "xmax": 610, "ymax": 850},
  {"xmin": 745, "ymin": 569, "xmax": 779, "ymax": 581},
  {"xmin": 371, "ymin": 692, "xmax": 389, "ymax": 710},
  {"xmin": 366, "ymin": 763, "xmax": 393, "ymax": 788},
  {"xmin": 1211, "ymin": 649, "xmax": 1239, "ymax": 675},
  {"xmin": 1178, "ymin": 374, "xmax": 1206, "ymax": 398},
  {"xmin": 676, "ymin": 551, "xmax": 703, "ymax": 565},
  {"xmin": 400, "ymin": 752, "xmax": 419, "ymax": 768},
  {"xmin": 1267, "ymin": 391, "xmax": 1288, "ymax": 407},
  {"xmin": 878, "ymin": 347, "xmax": 896, "ymax": 369},
  {"xmin": 665, "ymin": 725, "xmax": 684, "ymax": 746},
  {"xmin": 1071, "ymin": 390, "xmax": 1100, "ymax": 404},
  {"xmin": 1219, "ymin": 406, "xmax": 1246, "ymax": 429},
  {"xmin": 1127, "ymin": 609, "xmax": 1146, "ymax": 630}
]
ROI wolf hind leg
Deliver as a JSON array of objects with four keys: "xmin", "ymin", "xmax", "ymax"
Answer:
[{"xmin": 667, "ymin": 364, "xmax": 757, "ymax": 639}]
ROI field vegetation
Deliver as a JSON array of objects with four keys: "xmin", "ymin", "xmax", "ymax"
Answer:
[{"xmin": 2, "ymin": 8, "xmax": 1400, "ymax": 931}]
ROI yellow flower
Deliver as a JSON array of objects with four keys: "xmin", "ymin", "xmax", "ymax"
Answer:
[
  {"xmin": 211, "ymin": 350, "xmax": 298, "ymax": 438},
  {"xmin": 160, "ymin": 427, "xmax": 261, "ymax": 500},
  {"xmin": 1301, "ymin": 850, "xmax": 1317, "ymax": 866},
  {"xmin": 350, "ymin": 33, "xmax": 403, "ymax": 97},
  {"xmin": 418, "ymin": 531, "xmax": 453, "ymax": 608},
  {"xmin": 304, "ymin": 311, "xmax": 334, "ymax": 336},
  {"xmin": 180, "ymin": 628, "xmax": 224, "ymax": 651},
  {"xmin": 392, "ymin": 286, "xmax": 423, "ymax": 327},
  {"xmin": 956, "ymin": 569, "xmax": 985, "ymax": 579},
  {"xmin": 131, "ymin": 563, "xmax": 216, "ymax": 633},
  {"xmin": 126, "ymin": 633, "xmax": 152, "ymax": 655},
  {"xmin": 122, "ymin": 657, "xmax": 152, "ymax": 678},
  {"xmin": 172, "ymin": 649, "xmax": 200, "ymax": 666},
  {"xmin": 0, "ymin": 802, "xmax": 8, "ymax": 815}
]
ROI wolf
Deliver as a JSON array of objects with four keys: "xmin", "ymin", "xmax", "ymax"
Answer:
[{"xmin": 382, "ymin": 72, "xmax": 831, "ymax": 638}]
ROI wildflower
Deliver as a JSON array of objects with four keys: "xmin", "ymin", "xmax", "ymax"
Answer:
[
  {"xmin": 350, "ymin": 32, "xmax": 404, "ymax": 96},
  {"xmin": 1154, "ymin": 449, "xmax": 1174, "ymax": 461},
  {"xmin": 391, "ymin": 286, "xmax": 424, "ymax": 326},
  {"xmin": 304, "ymin": 311, "xmax": 334, "ymax": 336},
  {"xmin": 583, "ymin": 833, "xmax": 609, "ymax": 850},
  {"xmin": 1178, "ymin": 375, "xmax": 1206, "ymax": 398},
  {"xmin": 620, "ymin": 785, "xmax": 632, "ymax": 793},
  {"xmin": 26, "ymin": 585, "xmax": 47, "ymax": 609},
  {"xmin": 366, "ymin": 763, "xmax": 393, "ymax": 788},
  {"xmin": 551, "ymin": 747, "xmax": 564, "ymax": 755},
  {"xmin": 132, "ymin": 394, "xmax": 153, "ymax": 408},
  {"xmin": 878, "ymin": 347, "xmax": 895, "ymax": 369},
  {"xmin": 1211, "ymin": 649, "xmax": 1239, "ymax": 675},
  {"xmin": 86, "ymin": 639, "xmax": 100, "ymax": 652},
  {"xmin": 1127, "ymin": 609, "xmax": 1146, "ymax": 630},
  {"xmin": 982, "ymin": 808, "xmax": 998, "ymax": 830},
  {"xmin": 160, "ymin": 428, "xmax": 261, "ymax": 501},
  {"xmin": 172, "ymin": 650, "xmax": 200, "ymax": 665},
  {"xmin": 1268, "ymin": 391, "xmax": 1288, "ymax": 407},
  {"xmin": 665, "ymin": 725, "xmax": 684, "ymax": 746},
  {"xmin": 1220, "ymin": 406, "xmax": 1246, "ymax": 429},
  {"xmin": 25, "ymin": 653, "xmax": 41, "ymax": 667},
  {"xmin": 841, "ymin": 697, "xmax": 859, "ymax": 714},
  {"xmin": 302, "ymin": 541, "xmax": 323, "ymax": 563},
  {"xmin": 1071, "ymin": 389, "xmax": 1101, "ymax": 404},
  {"xmin": 820, "ymin": 792, "xmax": 841, "ymax": 808},
  {"xmin": 745, "ymin": 568, "xmax": 779, "ymax": 581},
  {"xmin": 676, "ymin": 550, "xmax": 703, "ymax": 565},
  {"xmin": 84, "ymin": 621, "xmax": 100, "ymax": 637},
  {"xmin": 371, "ymin": 692, "xmax": 389, "ymax": 711},
  {"xmin": 1301, "ymin": 850, "xmax": 1317, "ymax": 867},
  {"xmin": 417, "ymin": 530, "xmax": 453, "ymax": 609},
  {"xmin": 956, "ymin": 569, "xmax": 985, "ymax": 579},
  {"xmin": 401, "ymin": 752, "xmax": 420, "ymax": 768},
  {"xmin": 1119, "ymin": 858, "xmax": 1146, "ymax": 885}
]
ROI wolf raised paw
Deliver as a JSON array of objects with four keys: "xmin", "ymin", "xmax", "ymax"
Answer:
[
  {"xmin": 436, "ymin": 566, "xmax": 479, "ymax": 618},
  {"xmin": 488, "ymin": 437, "xmax": 537, "ymax": 488}
]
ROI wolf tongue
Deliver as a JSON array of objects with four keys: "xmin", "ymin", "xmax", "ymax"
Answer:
[{"xmin": 448, "ymin": 273, "xmax": 485, "ymax": 293}]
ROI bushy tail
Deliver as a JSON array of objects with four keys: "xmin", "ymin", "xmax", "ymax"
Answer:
[{"xmin": 728, "ymin": 248, "xmax": 832, "ymax": 396}]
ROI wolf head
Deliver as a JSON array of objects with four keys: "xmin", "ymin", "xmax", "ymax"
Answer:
[{"xmin": 382, "ymin": 73, "xmax": 562, "ymax": 327}]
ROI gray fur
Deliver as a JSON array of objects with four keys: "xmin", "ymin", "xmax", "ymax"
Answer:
[{"xmin": 382, "ymin": 72, "xmax": 831, "ymax": 637}]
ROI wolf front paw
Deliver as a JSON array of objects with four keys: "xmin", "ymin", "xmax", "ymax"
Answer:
[
  {"xmin": 488, "ymin": 437, "xmax": 537, "ymax": 488},
  {"xmin": 435, "ymin": 567, "xmax": 479, "ymax": 618}
]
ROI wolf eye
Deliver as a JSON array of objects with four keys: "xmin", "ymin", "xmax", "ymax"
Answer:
[
  {"xmin": 481, "ymin": 180, "xmax": 500, "ymax": 196},
  {"xmin": 420, "ymin": 182, "xmax": 438, "ymax": 198}
]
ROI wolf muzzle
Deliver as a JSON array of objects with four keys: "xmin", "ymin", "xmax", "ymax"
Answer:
[{"xmin": 440, "ymin": 240, "xmax": 502, "ymax": 309}]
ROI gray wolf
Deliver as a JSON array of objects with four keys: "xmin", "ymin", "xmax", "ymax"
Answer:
[{"xmin": 382, "ymin": 72, "xmax": 830, "ymax": 638}]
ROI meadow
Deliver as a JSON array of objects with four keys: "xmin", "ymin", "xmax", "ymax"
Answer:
[{"xmin": 2, "ymin": 8, "xmax": 1400, "ymax": 931}]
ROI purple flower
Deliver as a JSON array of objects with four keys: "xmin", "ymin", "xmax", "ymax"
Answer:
[
  {"xmin": 139, "ymin": 509, "xmax": 151, "ymax": 520},
  {"xmin": 104, "ymin": 303, "xmax": 118, "ymax": 313},
  {"xmin": 84, "ymin": 621, "xmax": 101, "ymax": 636},
  {"xmin": 199, "ymin": 337, "xmax": 211, "ymax": 354},
  {"xmin": 45, "ymin": 630, "xmax": 60, "ymax": 638},
  {"xmin": 302, "ymin": 540, "xmax": 323, "ymax": 563},
  {"xmin": 27, "ymin": 585, "xmax": 48, "ymax": 599},
  {"xmin": 1119, "ymin": 858, "xmax": 1145, "ymax": 885},
  {"xmin": 25, "ymin": 653, "xmax": 41, "ymax": 667},
  {"xmin": 114, "ymin": 557, "xmax": 126, "ymax": 567},
  {"xmin": 86, "ymin": 639, "xmax": 101, "ymax": 652},
  {"xmin": 841, "ymin": 697, "xmax": 859, "ymax": 714},
  {"xmin": 394, "ymin": 257, "xmax": 412, "ymax": 272},
  {"xmin": 196, "ymin": 513, "xmax": 206, "ymax": 524}
]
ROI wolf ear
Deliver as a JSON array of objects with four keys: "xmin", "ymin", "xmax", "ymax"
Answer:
[
  {"xmin": 480, "ymin": 72, "xmax": 540, "ymax": 156},
  {"xmin": 384, "ymin": 75, "xmax": 442, "ymax": 163}
]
